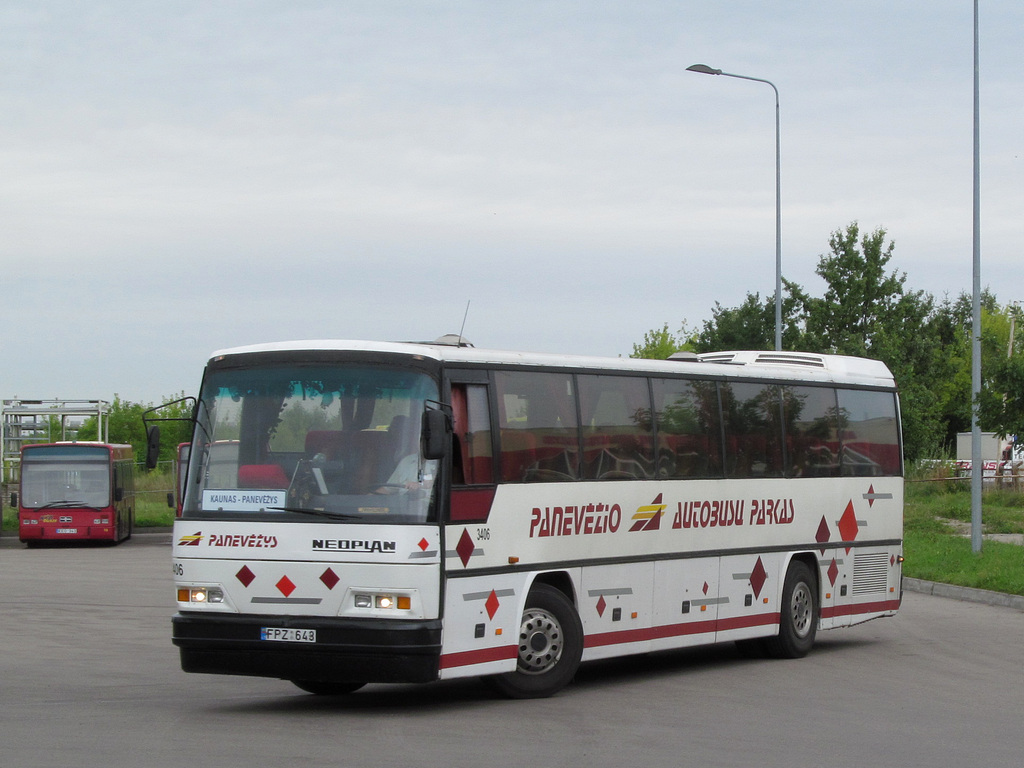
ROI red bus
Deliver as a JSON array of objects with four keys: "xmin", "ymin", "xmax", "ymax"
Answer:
[{"xmin": 14, "ymin": 442, "xmax": 136, "ymax": 545}]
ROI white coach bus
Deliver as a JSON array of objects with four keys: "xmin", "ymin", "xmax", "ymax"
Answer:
[{"xmin": 159, "ymin": 338, "xmax": 903, "ymax": 698}]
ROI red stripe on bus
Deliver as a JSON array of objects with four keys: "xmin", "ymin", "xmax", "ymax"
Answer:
[
  {"xmin": 821, "ymin": 599, "xmax": 901, "ymax": 619},
  {"xmin": 715, "ymin": 613, "xmax": 781, "ymax": 632},
  {"xmin": 585, "ymin": 613, "xmax": 779, "ymax": 649},
  {"xmin": 439, "ymin": 643, "xmax": 517, "ymax": 670}
]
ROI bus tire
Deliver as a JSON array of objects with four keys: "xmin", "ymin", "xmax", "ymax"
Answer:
[
  {"xmin": 488, "ymin": 583, "xmax": 583, "ymax": 699},
  {"xmin": 764, "ymin": 560, "xmax": 818, "ymax": 659},
  {"xmin": 292, "ymin": 680, "xmax": 365, "ymax": 695}
]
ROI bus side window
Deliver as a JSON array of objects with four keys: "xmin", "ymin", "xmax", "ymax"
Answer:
[
  {"xmin": 783, "ymin": 386, "xmax": 841, "ymax": 477},
  {"xmin": 578, "ymin": 374, "xmax": 655, "ymax": 480},
  {"xmin": 652, "ymin": 378, "xmax": 723, "ymax": 479},
  {"xmin": 723, "ymin": 382, "xmax": 785, "ymax": 478},
  {"xmin": 836, "ymin": 389, "xmax": 901, "ymax": 476},
  {"xmin": 451, "ymin": 384, "xmax": 493, "ymax": 485},
  {"xmin": 495, "ymin": 371, "xmax": 579, "ymax": 482}
]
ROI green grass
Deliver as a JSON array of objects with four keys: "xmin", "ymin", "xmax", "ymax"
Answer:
[
  {"xmin": 904, "ymin": 480, "xmax": 1024, "ymax": 595},
  {"xmin": 135, "ymin": 494, "xmax": 177, "ymax": 527}
]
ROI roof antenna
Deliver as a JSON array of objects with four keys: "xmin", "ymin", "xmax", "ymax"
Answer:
[{"xmin": 457, "ymin": 300, "xmax": 471, "ymax": 347}]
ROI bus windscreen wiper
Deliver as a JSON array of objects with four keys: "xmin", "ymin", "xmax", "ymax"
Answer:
[
  {"xmin": 37, "ymin": 501, "xmax": 102, "ymax": 511},
  {"xmin": 266, "ymin": 506, "xmax": 362, "ymax": 521}
]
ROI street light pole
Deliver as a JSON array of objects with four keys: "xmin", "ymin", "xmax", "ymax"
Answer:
[
  {"xmin": 687, "ymin": 64, "xmax": 782, "ymax": 351},
  {"xmin": 970, "ymin": 0, "xmax": 982, "ymax": 553}
]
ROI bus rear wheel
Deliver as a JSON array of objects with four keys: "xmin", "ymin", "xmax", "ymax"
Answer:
[
  {"xmin": 291, "ymin": 680, "xmax": 365, "ymax": 695},
  {"xmin": 488, "ymin": 583, "xmax": 583, "ymax": 699},
  {"xmin": 764, "ymin": 560, "xmax": 818, "ymax": 659}
]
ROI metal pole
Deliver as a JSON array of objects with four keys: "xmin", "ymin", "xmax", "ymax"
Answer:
[
  {"xmin": 1008, "ymin": 302, "xmax": 1018, "ymax": 359},
  {"xmin": 773, "ymin": 87, "xmax": 782, "ymax": 351},
  {"xmin": 686, "ymin": 65, "xmax": 782, "ymax": 350},
  {"xmin": 970, "ymin": 0, "xmax": 983, "ymax": 554}
]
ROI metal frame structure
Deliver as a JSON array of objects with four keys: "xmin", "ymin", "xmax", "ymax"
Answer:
[{"xmin": 1, "ymin": 399, "xmax": 111, "ymax": 487}]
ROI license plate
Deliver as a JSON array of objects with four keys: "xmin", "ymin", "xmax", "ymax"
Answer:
[
  {"xmin": 55, "ymin": 528, "xmax": 78, "ymax": 534},
  {"xmin": 260, "ymin": 627, "xmax": 316, "ymax": 643}
]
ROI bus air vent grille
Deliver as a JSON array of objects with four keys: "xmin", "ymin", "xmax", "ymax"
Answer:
[
  {"xmin": 753, "ymin": 353, "xmax": 827, "ymax": 368},
  {"xmin": 852, "ymin": 552, "xmax": 890, "ymax": 594}
]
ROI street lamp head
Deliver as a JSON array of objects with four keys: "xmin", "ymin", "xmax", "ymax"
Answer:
[
  {"xmin": 685, "ymin": 60, "xmax": 782, "ymax": 351},
  {"xmin": 686, "ymin": 64, "xmax": 722, "ymax": 75}
]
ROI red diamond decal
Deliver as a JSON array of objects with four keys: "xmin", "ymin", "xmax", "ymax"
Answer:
[
  {"xmin": 891, "ymin": 554, "xmax": 896, "ymax": 567},
  {"xmin": 816, "ymin": 516, "xmax": 831, "ymax": 554},
  {"xmin": 838, "ymin": 500, "xmax": 859, "ymax": 553},
  {"xmin": 596, "ymin": 595, "xmax": 607, "ymax": 617},
  {"xmin": 418, "ymin": 538, "xmax": 429, "ymax": 551},
  {"xmin": 276, "ymin": 575, "xmax": 296, "ymax": 597},
  {"xmin": 485, "ymin": 589, "xmax": 500, "ymax": 620},
  {"xmin": 456, "ymin": 529, "xmax": 475, "ymax": 567},
  {"xmin": 827, "ymin": 558, "xmax": 839, "ymax": 587},
  {"xmin": 236, "ymin": 565, "xmax": 255, "ymax": 587},
  {"xmin": 320, "ymin": 568, "xmax": 340, "ymax": 590},
  {"xmin": 867, "ymin": 485, "xmax": 876, "ymax": 507},
  {"xmin": 702, "ymin": 581, "xmax": 709, "ymax": 595},
  {"xmin": 749, "ymin": 557, "xmax": 768, "ymax": 600}
]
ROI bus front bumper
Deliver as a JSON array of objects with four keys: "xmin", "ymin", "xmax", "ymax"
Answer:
[{"xmin": 172, "ymin": 612, "xmax": 442, "ymax": 685}]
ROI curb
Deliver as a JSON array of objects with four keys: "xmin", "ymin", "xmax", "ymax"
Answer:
[{"xmin": 903, "ymin": 576, "xmax": 1024, "ymax": 612}]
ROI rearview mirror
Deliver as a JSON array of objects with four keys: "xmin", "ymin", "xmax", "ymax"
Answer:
[
  {"xmin": 145, "ymin": 425, "xmax": 161, "ymax": 470},
  {"xmin": 422, "ymin": 409, "xmax": 450, "ymax": 461}
]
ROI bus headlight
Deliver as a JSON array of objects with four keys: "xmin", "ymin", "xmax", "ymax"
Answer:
[
  {"xmin": 177, "ymin": 587, "xmax": 224, "ymax": 604},
  {"xmin": 353, "ymin": 593, "xmax": 411, "ymax": 611}
]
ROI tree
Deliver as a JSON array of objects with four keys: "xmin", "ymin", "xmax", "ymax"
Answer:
[
  {"xmin": 801, "ymin": 223, "xmax": 924, "ymax": 357},
  {"xmin": 793, "ymin": 223, "xmax": 950, "ymax": 459},
  {"xmin": 631, "ymin": 323, "xmax": 694, "ymax": 360},
  {"xmin": 694, "ymin": 294, "xmax": 773, "ymax": 352},
  {"xmin": 979, "ymin": 354, "xmax": 1024, "ymax": 441},
  {"xmin": 693, "ymin": 280, "xmax": 811, "ymax": 353},
  {"xmin": 631, "ymin": 223, "xmax": 1024, "ymax": 461},
  {"xmin": 77, "ymin": 394, "xmax": 193, "ymax": 467},
  {"xmin": 978, "ymin": 303, "xmax": 1024, "ymax": 440}
]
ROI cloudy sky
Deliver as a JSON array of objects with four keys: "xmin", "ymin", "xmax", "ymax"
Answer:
[{"xmin": 2, "ymin": 1, "xmax": 1022, "ymax": 405}]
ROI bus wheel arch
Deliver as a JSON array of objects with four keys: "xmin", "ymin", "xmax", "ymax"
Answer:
[
  {"xmin": 764, "ymin": 556, "xmax": 819, "ymax": 659},
  {"xmin": 487, "ymin": 579, "xmax": 583, "ymax": 699},
  {"xmin": 529, "ymin": 571, "xmax": 577, "ymax": 605}
]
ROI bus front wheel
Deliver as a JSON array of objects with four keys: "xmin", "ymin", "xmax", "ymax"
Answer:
[
  {"xmin": 764, "ymin": 560, "xmax": 818, "ymax": 659},
  {"xmin": 488, "ymin": 583, "xmax": 583, "ymax": 699}
]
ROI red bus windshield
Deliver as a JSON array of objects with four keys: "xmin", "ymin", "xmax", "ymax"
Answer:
[{"xmin": 20, "ymin": 445, "xmax": 113, "ymax": 509}]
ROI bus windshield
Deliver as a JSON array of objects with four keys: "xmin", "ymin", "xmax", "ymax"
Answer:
[
  {"xmin": 183, "ymin": 364, "xmax": 441, "ymax": 524},
  {"xmin": 20, "ymin": 446, "xmax": 112, "ymax": 509}
]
